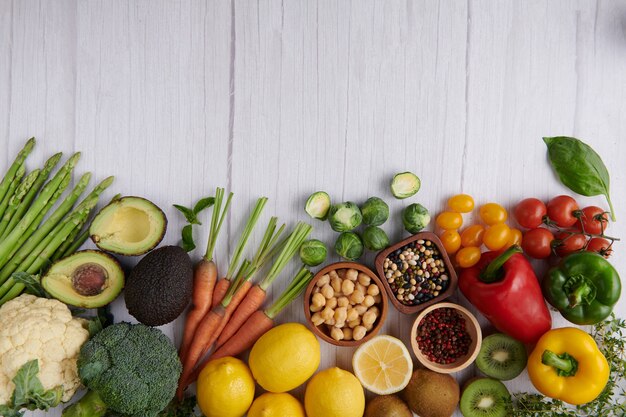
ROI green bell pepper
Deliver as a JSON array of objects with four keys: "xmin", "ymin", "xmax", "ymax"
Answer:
[{"xmin": 543, "ymin": 252, "xmax": 621, "ymax": 325}]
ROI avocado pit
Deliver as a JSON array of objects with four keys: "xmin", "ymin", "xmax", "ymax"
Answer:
[{"xmin": 72, "ymin": 263, "xmax": 108, "ymax": 296}]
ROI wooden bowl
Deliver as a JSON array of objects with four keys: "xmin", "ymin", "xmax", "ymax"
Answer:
[
  {"xmin": 303, "ymin": 262, "xmax": 389, "ymax": 347},
  {"xmin": 410, "ymin": 302, "xmax": 482, "ymax": 373},
  {"xmin": 375, "ymin": 231, "xmax": 458, "ymax": 314}
]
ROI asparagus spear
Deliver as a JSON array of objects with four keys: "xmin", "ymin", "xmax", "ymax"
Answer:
[
  {"xmin": 0, "ymin": 172, "xmax": 94, "ymax": 285},
  {"xmin": 0, "ymin": 165, "xmax": 25, "ymax": 222},
  {"xmin": 0, "ymin": 152, "xmax": 81, "ymax": 270},
  {"xmin": 52, "ymin": 192, "xmax": 121, "ymax": 261},
  {"xmin": 2, "ymin": 153, "xmax": 63, "ymax": 239},
  {"xmin": 0, "ymin": 138, "xmax": 35, "ymax": 205},
  {"xmin": 0, "ymin": 199, "xmax": 97, "ymax": 304},
  {"xmin": 0, "ymin": 169, "xmax": 40, "ymax": 237}
]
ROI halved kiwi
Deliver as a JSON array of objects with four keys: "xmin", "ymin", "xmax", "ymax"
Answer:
[
  {"xmin": 476, "ymin": 333, "xmax": 527, "ymax": 380},
  {"xmin": 460, "ymin": 378, "xmax": 510, "ymax": 417}
]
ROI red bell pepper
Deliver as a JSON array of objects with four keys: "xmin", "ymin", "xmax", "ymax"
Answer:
[{"xmin": 458, "ymin": 245, "xmax": 552, "ymax": 344}]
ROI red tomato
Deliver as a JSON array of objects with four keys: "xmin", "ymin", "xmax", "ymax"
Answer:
[
  {"xmin": 546, "ymin": 195, "xmax": 579, "ymax": 227},
  {"xmin": 586, "ymin": 238, "xmax": 613, "ymax": 258},
  {"xmin": 521, "ymin": 228, "xmax": 555, "ymax": 259},
  {"xmin": 575, "ymin": 206, "xmax": 609, "ymax": 235},
  {"xmin": 554, "ymin": 231, "xmax": 587, "ymax": 257},
  {"xmin": 514, "ymin": 198, "xmax": 547, "ymax": 229}
]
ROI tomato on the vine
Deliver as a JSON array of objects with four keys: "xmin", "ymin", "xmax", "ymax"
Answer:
[
  {"xmin": 575, "ymin": 206, "xmax": 609, "ymax": 235},
  {"xmin": 586, "ymin": 238, "xmax": 613, "ymax": 258},
  {"xmin": 521, "ymin": 228, "xmax": 554, "ymax": 259},
  {"xmin": 514, "ymin": 198, "xmax": 547, "ymax": 229},
  {"xmin": 440, "ymin": 230, "xmax": 462, "ymax": 254},
  {"xmin": 456, "ymin": 246, "xmax": 481, "ymax": 268},
  {"xmin": 460, "ymin": 225, "xmax": 485, "ymax": 247},
  {"xmin": 483, "ymin": 223, "xmax": 512, "ymax": 251},
  {"xmin": 554, "ymin": 231, "xmax": 587, "ymax": 257},
  {"xmin": 479, "ymin": 203, "xmax": 508, "ymax": 225},
  {"xmin": 546, "ymin": 195, "xmax": 579, "ymax": 227}
]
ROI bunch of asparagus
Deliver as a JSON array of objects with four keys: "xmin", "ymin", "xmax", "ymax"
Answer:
[{"xmin": 0, "ymin": 138, "xmax": 115, "ymax": 306}]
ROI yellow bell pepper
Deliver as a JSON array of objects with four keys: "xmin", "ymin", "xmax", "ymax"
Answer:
[{"xmin": 528, "ymin": 327, "xmax": 609, "ymax": 405}]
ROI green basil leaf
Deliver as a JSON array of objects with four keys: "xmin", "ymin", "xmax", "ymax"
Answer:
[
  {"xmin": 181, "ymin": 224, "xmax": 196, "ymax": 252},
  {"xmin": 10, "ymin": 272, "xmax": 47, "ymax": 298},
  {"xmin": 173, "ymin": 204, "xmax": 199, "ymax": 225},
  {"xmin": 193, "ymin": 197, "xmax": 215, "ymax": 215},
  {"xmin": 10, "ymin": 360, "xmax": 62, "ymax": 411},
  {"xmin": 543, "ymin": 136, "xmax": 616, "ymax": 220}
]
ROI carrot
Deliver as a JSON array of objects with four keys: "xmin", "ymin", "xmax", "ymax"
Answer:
[
  {"xmin": 211, "ymin": 277, "xmax": 230, "ymax": 308},
  {"xmin": 177, "ymin": 197, "xmax": 267, "ymax": 398},
  {"xmin": 178, "ymin": 188, "xmax": 232, "ymax": 363},
  {"xmin": 215, "ymin": 222, "xmax": 312, "ymax": 349},
  {"xmin": 192, "ymin": 267, "xmax": 314, "ymax": 381}
]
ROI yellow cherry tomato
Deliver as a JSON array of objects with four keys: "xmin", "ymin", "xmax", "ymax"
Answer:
[
  {"xmin": 479, "ymin": 203, "xmax": 508, "ymax": 225},
  {"xmin": 436, "ymin": 211, "xmax": 463, "ymax": 230},
  {"xmin": 460, "ymin": 224, "xmax": 485, "ymax": 247},
  {"xmin": 483, "ymin": 223, "xmax": 512, "ymax": 251},
  {"xmin": 507, "ymin": 228, "xmax": 523, "ymax": 246},
  {"xmin": 456, "ymin": 246, "xmax": 481, "ymax": 268},
  {"xmin": 447, "ymin": 194, "xmax": 475, "ymax": 213},
  {"xmin": 440, "ymin": 230, "xmax": 462, "ymax": 254}
]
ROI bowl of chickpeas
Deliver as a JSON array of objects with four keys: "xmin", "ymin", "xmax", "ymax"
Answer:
[{"xmin": 303, "ymin": 262, "xmax": 388, "ymax": 347}]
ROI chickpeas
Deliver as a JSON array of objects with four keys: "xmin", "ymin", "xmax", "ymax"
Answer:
[{"xmin": 309, "ymin": 268, "xmax": 383, "ymax": 343}]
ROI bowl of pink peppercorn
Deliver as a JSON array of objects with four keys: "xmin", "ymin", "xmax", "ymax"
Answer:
[{"xmin": 410, "ymin": 302, "xmax": 482, "ymax": 373}]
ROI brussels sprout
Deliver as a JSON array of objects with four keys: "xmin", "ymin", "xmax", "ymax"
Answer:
[
  {"xmin": 402, "ymin": 203, "xmax": 430, "ymax": 233},
  {"xmin": 299, "ymin": 239, "xmax": 327, "ymax": 266},
  {"xmin": 328, "ymin": 202, "xmax": 362, "ymax": 232},
  {"xmin": 362, "ymin": 226, "xmax": 389, "ymax": 251},
  {"xmin": 360, "ymin": 197, "xmax": 389, "ymax": 226},
  {"xmin": 391, "ymin": 172, "xmax": 421, "ymax": 199},
  {"xmin": 305, "ymin": 191, "xmax": 331, "ymax": 220},
  {"xmin": 334, "ymin": 232, "xmax": 364, "ymax": 260}
]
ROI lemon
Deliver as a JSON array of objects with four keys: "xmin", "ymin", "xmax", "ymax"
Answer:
[
  {"xmin": 352, "ymin": 335, "xmax": 413, "ymax": 394},
  {"xmin": 248, "ymin": 392, "xmax": 306, "ymax": 417},
  {"xmin": 249, "ymin": 322, "xmax": 320, "ymax": 392},
  {"xmin": 304, "ymin": 367, "xmax": 365, "ymax": 417},
  {"xmin": 196, "ymin": 356, "xmax": 255, "ymax": 417}
]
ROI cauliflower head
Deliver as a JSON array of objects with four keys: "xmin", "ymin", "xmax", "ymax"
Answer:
[{"xmin": 0, "ymin": 294, "xmax": 90, "ymax": 404}]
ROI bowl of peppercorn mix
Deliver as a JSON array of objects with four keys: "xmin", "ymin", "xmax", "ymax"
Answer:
[
  {"xmin": 375, "ymin": 231, "xmax": 458, "ymax": 314},
  {"xmin": 410, "ymin": 302, "xmax": 482, "ymax": 373}
]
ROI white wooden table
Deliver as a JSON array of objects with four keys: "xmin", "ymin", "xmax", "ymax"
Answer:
[{"xmin": 2, "ymin": 1, "xmax": 625, "ymax": 416}]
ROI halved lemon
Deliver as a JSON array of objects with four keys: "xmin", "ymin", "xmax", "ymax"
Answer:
[{"xmin": 352, "ymin": 335, "xmax": 413, "ymax": 395}]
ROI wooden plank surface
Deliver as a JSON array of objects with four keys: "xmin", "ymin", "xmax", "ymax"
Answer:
[{"xmin": 0, "ymin": 1, "xmax": 624, "ymax": 416}]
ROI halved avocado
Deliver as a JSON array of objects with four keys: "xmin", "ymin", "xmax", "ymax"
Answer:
[
  {"xmin": 89, "ymin": 196, "xmax": 167, "ymax": 256},
  {"xmin": 42, "ymin": 250, "xmax": 124, "ymax": 308}
]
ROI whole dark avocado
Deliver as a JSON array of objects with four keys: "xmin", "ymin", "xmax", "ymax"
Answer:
[{"xmin": 125, "ymin": 245, "xmax": 193, "ymax": 326}]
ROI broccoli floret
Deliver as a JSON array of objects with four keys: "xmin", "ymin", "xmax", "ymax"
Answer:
[{"xmin": 64, "ymin": 322, "xmax": 182, "ymax": 417}]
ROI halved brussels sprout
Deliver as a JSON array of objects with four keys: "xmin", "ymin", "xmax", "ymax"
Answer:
[
  {"xmin": 362, "ymin": 226, "xmax": 389, "ymax": 251},
  {"xmin": 334, "ymin": 232, "xmax": 364, "ymax": 260},
  {"xmin": 391, "ymin": 172, "xmax": 421, "ymax": 199},
  {"xmin": 305, "ymin": 191, "xmax": 331, "ymax": 220},
  {"xmin": 328, "ymin": 202, "xmax": 362, "ymax": 232},
  {"xmin": 299, "ymin": 239, "xmax": 327, "ymax": 267},
  {"xmin": 360, "ymin": 197, "xmax": 389, "ymax": 226},
  {"xmin": 403, "ymin": 203, "xmax": 430, "ymax": 234}
]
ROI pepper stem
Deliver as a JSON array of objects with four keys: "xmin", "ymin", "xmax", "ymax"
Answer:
[
  {"xmin": 479, "ymin": 245, "xmax": 522, "ymax": 283},
  {"xmin": 541, "ymin": 350, "xmax": 579, "ymax": 377},
  {"xmin": 562, "ymin": 275, "xmax": 596, "ymax": 308}
]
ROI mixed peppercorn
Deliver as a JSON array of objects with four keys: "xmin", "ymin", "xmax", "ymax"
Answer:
[
  {"xmin": 416, "ymin": 307, "xmax": 472, "ymax": 364},
  {"xmin": 382, "ymin": 239, "xmax": 449, "ymax": 305}
]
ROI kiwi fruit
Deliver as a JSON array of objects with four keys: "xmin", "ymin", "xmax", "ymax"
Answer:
[
  {"xmin": 460, "ymin": 378, "xmax": 511, "ymax": 417},
  {"xmin": 401, "ymin": 368, "xmax": 459, "ymax": 417},
  {"xmin": 476, "ymin": 333, "xmax": 527, "ymax": 380},
  {"xmin": 364, "ymin": 395, "xmax": 412, "ymax": 417}
]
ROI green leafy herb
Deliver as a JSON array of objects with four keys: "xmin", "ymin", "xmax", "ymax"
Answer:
[
  {"xmin": 543, "ymin": 137, "xmax": 616, "ymax": 221},
  {"xmin": 0, "ymin": 360, "xmax": 63, "ymax": 415},
  {"xmin": 174, "ymin": 196, "xmax": 215, "ymax": 252},
  {"xmin": 10, "ymin": 272, "xmax": 47, "ymax": 298},
  {"xmin": 511, "ymin": 314, "xmax": 626, "ymax": 416}
]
